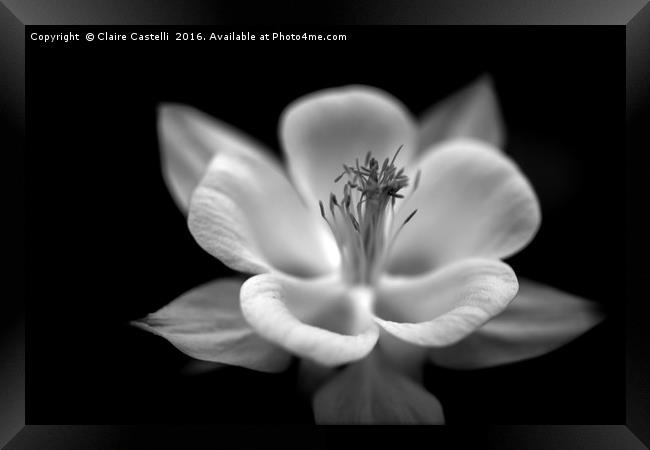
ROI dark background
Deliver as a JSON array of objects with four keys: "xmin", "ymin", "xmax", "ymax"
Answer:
[{"xmin": 26, "ymin": 26, "xmax": 624, "ymax": 424}]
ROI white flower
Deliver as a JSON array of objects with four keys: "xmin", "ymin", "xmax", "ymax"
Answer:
[{"xmin": 133, "ymin": 77, "xmax": 603, "ymax": 424}]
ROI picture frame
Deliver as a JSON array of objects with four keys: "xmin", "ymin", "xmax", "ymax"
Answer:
[{"xmin": 2, "ymin": 1, "xmax": 648, "ymax": 448}]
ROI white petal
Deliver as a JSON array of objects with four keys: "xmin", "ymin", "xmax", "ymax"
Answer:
[
  {"xmin": 374, "ymin": 259, "xmax": 519, "ymax": 347},
  {"xmin": 188, "ymin": 150, "xmax": 338, "ymax": 276},
  {"xmin": 132, "ymin": 278, "xmax": 291, "ymax": 373},
  {"xmin": 418, "ymin": 75, "xmax": 504, "ymax": 153},
  {"xmin": 313, "ymin": 352, "xmax": 444, "ymax": 424},
  {"xmin": 158, "ymin": 104, "xmax": 273, "ymax": 212},
  {"xmin": 280, "ymin": 86, "xmax": 417, "ymax": 208},
  {"xmin": 240, "ymin": 273, "xmax": 379, "ymax": 367},
  {"xmin": 388, "ymin": 139, "xmax": 540, "ymax": 275},
  {"xmin": 428, "ymin": 278, "xmax": 604, "ymax": 369}
]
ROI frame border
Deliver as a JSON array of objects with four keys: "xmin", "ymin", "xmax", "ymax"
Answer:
[{"xmin": 2, "ymin": 1, "xmax": 648, "ymax": 448}]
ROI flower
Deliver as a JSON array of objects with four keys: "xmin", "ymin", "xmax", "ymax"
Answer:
[{"xmin": 133, "ymin": 77, "xmax": 603, "ymax": 424}]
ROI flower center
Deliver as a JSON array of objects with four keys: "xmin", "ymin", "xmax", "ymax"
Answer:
[{"xmin": 319, "ymin": 146, "xmax": 419, "ymax": 286}]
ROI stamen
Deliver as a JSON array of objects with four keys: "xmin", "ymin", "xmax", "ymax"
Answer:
[
  {"xmin": 318, "ymin": 146, "xmax": 419, "ymax": 285},
  {"xmin": 404, "ymin": 208, "xmax": 418, "ymax": 224},
  {"xmin": 413, "ymin": 169, "xmax": 421, "ymax": 191},
  {"xmin": 384, "ymin": 208, "xmax": 418, "ymax": 265},
  {"xmin": 390, "ymin": 145, "xmax": 404, "ymax": 166},
  {"xmin": 319, "ymin": 200, "xmax": 326, "ymax": 219}
]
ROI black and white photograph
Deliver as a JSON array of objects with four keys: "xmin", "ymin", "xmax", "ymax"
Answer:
[{"xmin": 3, "ymin": 2, "xmax": 650, "ymax": 448}]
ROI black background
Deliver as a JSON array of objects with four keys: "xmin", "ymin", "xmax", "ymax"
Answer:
[{"xmin": 26, "ymin": 26, "xmax": 624, "ymax": 424}]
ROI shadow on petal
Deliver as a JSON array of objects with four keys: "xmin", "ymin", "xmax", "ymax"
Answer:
[{"xmin": 180, "ymin": 360, "xmax": 226, "ymax": 376}]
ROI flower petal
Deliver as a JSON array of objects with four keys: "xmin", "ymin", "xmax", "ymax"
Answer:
[
  {"xmin": 388, "ymin": 139, "xmax": 540, "ymax": 275},
  {"xmin": 280, "ymin": 86, "xmax": 417, "ymax": 208},
  {"xmin": 313, "ymin": 352, "xmax": 444, "ymax": 424},
  {"xmin": 428, "ymin": 278, "xmax": 604, "ymax": 369},
  {"xmin": 132, "ymin": 278, "xmax": 291, "ymax": 373},
  {"xmin": 240, "ymin": 273, "xmax": 379, "ymax": 367},
  {"xmin": 418, "ymin": 75, "xmax": 504, "ymax": 153},
  {"xmin": 158, "ymin": 104, "xmax": 273, "ymax": 213},
  {"xmin": 374, "ymin": 259, "xmax": 519, "ymax": 347},
  {"xmin": 188, "ymin": 150, "xmax": 338, "ymax": 276},
  {"xmin": 376, "ymin": 329, "xmax": 429, "ymax": 382}
]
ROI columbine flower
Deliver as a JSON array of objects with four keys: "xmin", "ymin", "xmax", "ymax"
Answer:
[{"xmin": 133, "ymin": 77, "xmax": 603, "ymax": 424}]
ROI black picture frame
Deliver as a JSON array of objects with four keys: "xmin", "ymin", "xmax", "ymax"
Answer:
[{"xmin": 2, "ymin": 1, "xmax": 648, "ymax": 448}]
